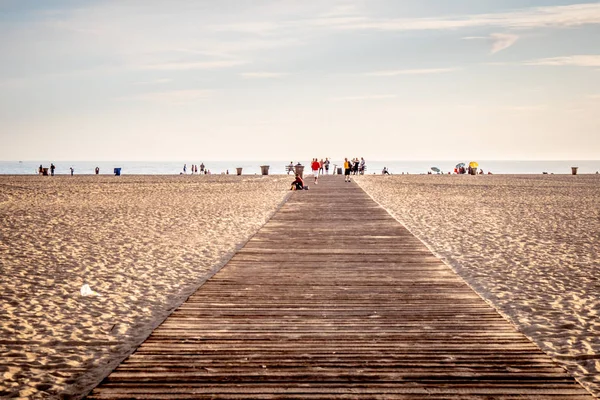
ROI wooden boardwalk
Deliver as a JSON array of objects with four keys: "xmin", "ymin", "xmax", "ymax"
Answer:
[{"xmin": 87, "ymin": 176, "xmax": 591, "ymax": 399}]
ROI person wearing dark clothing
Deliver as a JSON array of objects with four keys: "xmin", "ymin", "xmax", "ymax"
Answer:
[
  {"xmin": 290, "ymin": 174, "xmax": 305, "ymax": 190},
  {"xmin": 50, "ymin": 163, "xmax": 55, "ymax": 176}
]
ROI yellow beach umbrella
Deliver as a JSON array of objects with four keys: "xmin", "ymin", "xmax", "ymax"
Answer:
[{"xmin": 469, "ymin": 161, "xmax": 479, "ymax": 168}]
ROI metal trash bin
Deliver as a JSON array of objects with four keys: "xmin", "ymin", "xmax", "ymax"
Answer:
[
  {"xmin": 114, "ymin": 168, "xmax": 121, "ymax": 176},
  {"xmin": 236, "ymin": 167, "xmax": 242, "ymax": 176},
  {"xmin": 337, "ymin": 167, "xmax": 342, "ymax": 175},
  {"xmin": 260, "ymin": 165, "xmax": 269, "ymax": 175},
  {"xmin": 294, "ymin": 164, "xmax": 304, "ymax": 178},
  {"xmin": 571, "ymin": 167, "xmax": 578, "ymax": 175}
]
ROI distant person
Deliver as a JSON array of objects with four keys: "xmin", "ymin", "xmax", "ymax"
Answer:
[
  {"xmin": 287, "ymin": 161, "xmax": 294, "ymax": 174},
  {"xmin": 226, "ymin": 169, "xmax": 229, "ymax": 174},
  {"xmin": 311, "ymin": 158, "xmax": 320, "ymax": 184},
  {"xmin": 39, "ymin": 165, "xmax": 43, "ymax": 175},
  {"xmin": 95, "ymin": 166, "xmax": 99, "ymax": 175},
  {"xmin": 70, "ymin": 167, "xmax": 74, "ymax": 176},
  {"xmin": 359, "ymin": 157, "xmax": 366, "ymax": 174},
  {"xmin": 200, "ymin": 163, "xmax": 205, "ymax": 173},
  {"xmin": 183, "ymin": 164, "xmax": 187, "ymax": 174},
  {"xmin": 318, "ymin": 159, "xmax": 324, "ymax": 175},
  {"xmin": 290, "ymin": 174, "xmax": 305, "ymax": 190},
  {"xmin": 382, "ymin": 167, "xmax": 390, "ymax": 175},
  {"xmin": 344, "ymin": 158, "xmax": 352, "ymax": 182},
  {"xmin": 324, "ymin": 158, "xmax": 330, "ymax": 174},
  {"xmin": 353, "ymin": 158, "xmax": 360, "ymax": 175},
  {"xmin": 50, "ymin": 163, "xmax": 55, "ymax": 176}
]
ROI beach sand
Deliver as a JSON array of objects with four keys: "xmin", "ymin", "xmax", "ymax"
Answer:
[
  {"xmin": 0, "ymin": 174, "xmax": 290, "ymax": 399},
  {"xmin": 356, "ymin": 174, "xmax": 600, "ymax": 397}
]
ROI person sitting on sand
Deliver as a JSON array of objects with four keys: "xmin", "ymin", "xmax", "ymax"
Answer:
[
  {"xmin": 382, "ymin": 167, "xmax": 390, "ymax": 175},
  {"xmin": 290, "ymin": 174, "xmax": 305, "ymax": 190}
]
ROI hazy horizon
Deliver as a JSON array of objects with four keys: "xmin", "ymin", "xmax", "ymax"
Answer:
[{"xmin": 2, "ymin": 1, "xmax": 599, "ymax": 161}]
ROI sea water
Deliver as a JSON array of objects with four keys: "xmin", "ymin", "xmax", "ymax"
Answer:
[{"xmin": 1, "ymin": 160, "xmax": 599, "ymax": 176}]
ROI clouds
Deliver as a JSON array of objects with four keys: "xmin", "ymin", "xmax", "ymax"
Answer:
[
  {"xmin": 329, "ymin": 94, "xmax": 397, "ymax": 101},
  {"xmin": 463, "ymin": 33, "xmax": 520, "ymax": 54},
  {"xmin": 318, "ymin": 3, "xmax": 600, "ymax": 32},
  {"xmin": 364, "ymin": 68, "xmax": 458, "ymax": 77},
  {"xmin": 116, "ymin": 89, "xmax": 213, "ymax": 104},
  {"xmin": 489, "ymin": 33, "xmax": 520, "ymax": 54},
  {"xmin": 240, "ymin": 72, "xmax": 289, "ymax": 79},
  {"xmin": 524, "ymin": 55, "xmax": 600, "ymax": 67}
]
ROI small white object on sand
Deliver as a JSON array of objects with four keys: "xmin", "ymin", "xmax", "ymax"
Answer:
[{"xmin": 80, "ymin": 284, "xmax": 100, "ymax": 297}]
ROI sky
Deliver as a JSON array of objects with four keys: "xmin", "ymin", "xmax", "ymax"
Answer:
[{"xmin": 1, "ymin": 0, "xmax": 599, "ymax": 161}]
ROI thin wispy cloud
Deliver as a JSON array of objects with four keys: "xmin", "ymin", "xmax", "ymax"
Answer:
[
  {"xmin": 505, "ymin": 105, "xmax": 548, "ymax": 112},
  {"xmin": 133, "ymin": 78, "xmax": 172, "ymax": 85},
  {"xmin": 463, "ymin": 33, "xmax": 519, "ymax": 54},
  {"xmin": 240, "ymin": 72, "xmax": 289, "ymax": 79},
  {"xmin": 490, "ymin": 33, "xmax": 519, "ymax": 54},
  {"xmin": 365, "ymin": 68, "xmax": 457, "ymax": 77},
  {"xmin": 116, "ymin": 89, "xmax": 213, "ymax": 104},
  {"xmin": 322, "ymin": 3, "xmax": 600, "ymax": 32},
  {"xmin": 139, "ymin": 60, "xmax": 248, "ymax": 71},
  {"xmin": 329, "ymin": 94, "xmax": 397, "ymax": 101},
  {"xmin": 524, "ymin": 55, "xmax": 600, "ymax": 67}
]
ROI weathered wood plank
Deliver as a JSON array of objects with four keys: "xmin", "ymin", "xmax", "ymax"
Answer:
[{"xmin": 86, "ymin": 176, "xmax": 592, "ymax": 399}]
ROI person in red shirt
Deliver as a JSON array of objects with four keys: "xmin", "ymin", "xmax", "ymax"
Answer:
[
  {"xmin": 290, "ymin": 174, "xmax": 304, "ymax": 190},
  {"xmin": 311, "ymin": 158, "xmax": 320, "ymax": 184}
]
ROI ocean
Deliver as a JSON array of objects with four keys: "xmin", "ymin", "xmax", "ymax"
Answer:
[{"xmin": 1, "ymin": 160, "xmax": 599, "ymax": 176}]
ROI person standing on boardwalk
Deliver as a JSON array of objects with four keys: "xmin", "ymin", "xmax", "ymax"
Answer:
[
  {"xmin": 311, "ymin": 158, "xmax": 320, "ymax": 184},
  {"xmin": 344, "ymin": 158, "xmax": 352, "ymax": 182},
  {"xmin": 324, "ymin": 158, "xmax": 330, "ymax": 174},
  {"xmin": 318, "ymin": 159, "xmax": 324, "ymax": 175}
]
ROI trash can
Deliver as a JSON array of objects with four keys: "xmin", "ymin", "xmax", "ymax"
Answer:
[
  {"xmin": 236, "ymin": 167, "xmax": 242, "ymax": 176},
  {"xmin": 260, "ymin": 165, "xmax": 269, "ymax": 175},
  {"xmin": 571, "ymin": 167, "xmax": 578, "ymax": 175},
  {"xmin": 294, "ymin": 164, "xmax": 304, "ymax": 178},
  {"xmin": 114, "ymin": 168, "xmax": 121, "ymax": 176},
  {"xmin": 337, "ymin": 167, "xmax": 342, "ymax": 175}
]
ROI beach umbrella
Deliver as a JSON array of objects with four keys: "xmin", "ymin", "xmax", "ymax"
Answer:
[
  {"xmin": 431, "ymin": 167, "xmax": 440, "ymax": 173},
  {"xmin": 469, "ymin": 161, "xmax": 479, "ymax": 168},
  {"xmin": 456, "ymin": 163, "xmax": 465, "ymax": 168}
]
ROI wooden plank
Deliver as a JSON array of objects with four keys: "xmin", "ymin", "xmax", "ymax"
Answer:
[{"xmin": 86, "ymin": 176, "xmax": 592, "ymax": 399}]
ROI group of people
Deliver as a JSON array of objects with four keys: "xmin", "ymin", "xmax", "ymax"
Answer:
[
  {"xmin": 183, "ymin": 163, "xmax": 209, "ymax": 175},
  {"xmin": 38, "ymin": 164, "xmax": 56, "ymax": 176}
]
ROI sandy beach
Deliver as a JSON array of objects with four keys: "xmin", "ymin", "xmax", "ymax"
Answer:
[
  {"xmin": 356, "ymin": 174, "xmax": 600, "ymax": 396},
  {"xmin": 2, "ymin": 173, "xmax": 600, "ymax": 398},
  {"xmin": 0, "ymin": 175, "xmax": 290, "ymax": 399}
]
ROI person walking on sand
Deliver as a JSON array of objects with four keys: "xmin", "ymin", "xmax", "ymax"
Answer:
[
  {"xmin": 183, "ymin": 164, "xmax": 187, "ymax": 174},
  {"xmin": 70, "ymin": 167, "xmax": 74, "ymax": 176},
  {"xmin": 50, "ymin": 163, "xmax": 55, "ymax": 176},
  {"xmin": 311, "ymin": 158, "xmax": 320, "ymax": 184},
  {"xmin": 95, "ymin": 166, "xmax": 100, "ymax": 175},
  {"xmin": 344, "ymin": 158, "xmax": 352, "ymax": 182}
]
